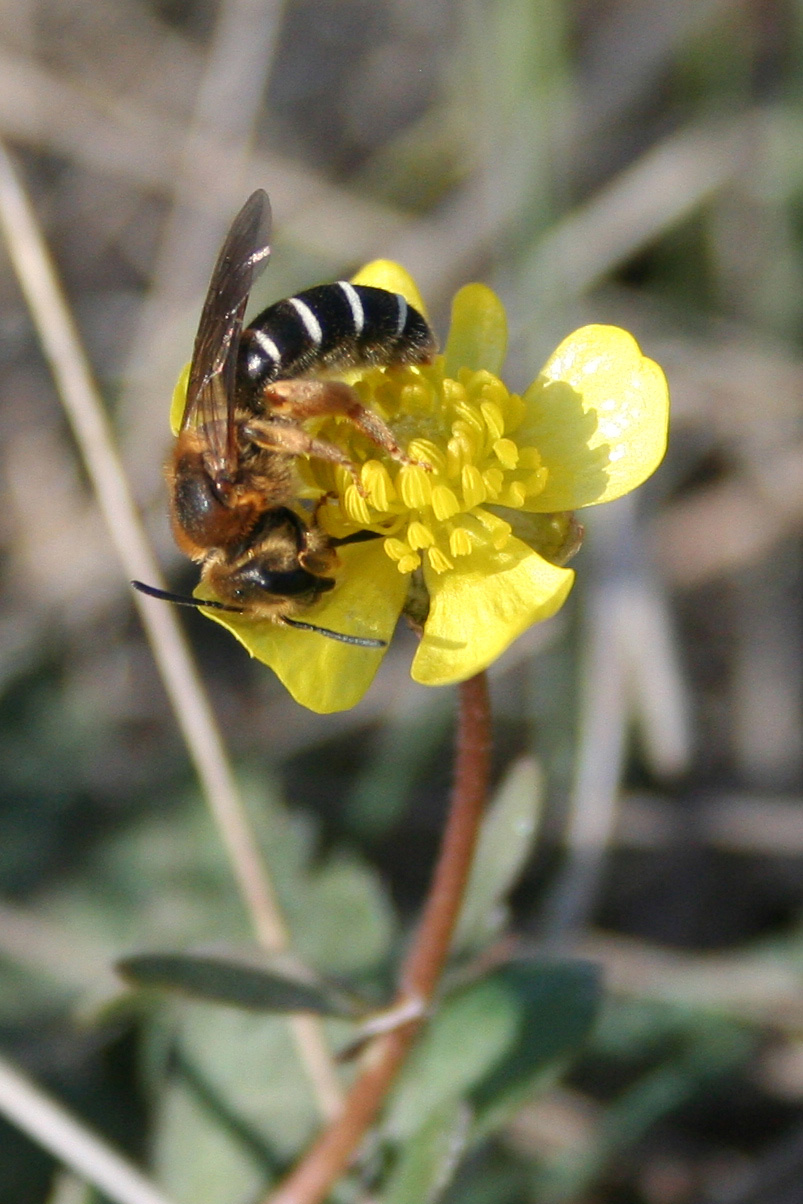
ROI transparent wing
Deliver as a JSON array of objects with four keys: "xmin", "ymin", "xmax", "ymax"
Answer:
[{"xmin": 182, "ymin": 190, "xmax": 272, "ymax": 479}]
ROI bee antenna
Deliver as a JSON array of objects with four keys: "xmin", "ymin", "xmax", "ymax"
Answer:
[
  {"xmin": 131, "ymin": 581, "xmax": 243, "ymax": 614},
  {"xmin": 133, "ymin": 582, "xmax": 385, "ymax": 646},
  {"xmin": 281, "ymin": 616, "xmax": 386, "ymax": 648}
]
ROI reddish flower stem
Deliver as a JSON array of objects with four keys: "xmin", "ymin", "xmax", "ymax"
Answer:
[{"xmin": 265, "ymin": 672, "xmax": 492, "ymax": 1204}]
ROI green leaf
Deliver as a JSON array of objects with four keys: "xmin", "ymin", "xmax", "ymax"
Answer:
[
  {"xmin": 386, "ymin": 960, "xmax": 601, "ymax": 1144},
  {"xmin": 154, "ymin": 1003, "xmax": 328, "ymax": 1202},
  {"xmin": 291, "ymin": 853, "xmax": 396, "ymax": 976},
  {"xmin": 155, "ymin": 1075, "xmax": 269, "ymax": 1204},
  {"xmin": 118, "ymin": 946, "xmax": 366, "ymax": 1017},
  {"xmin": 452, "ymin": 757, "xmax": 543, "ymax": 954},
  {"xmin": 471, "ymin": 960, "xmax": 601, "ymax": 1134},
  {"xmin": 381, "ymin": 1101, "xmax": 470, "ymax": 1204},
  {"xmin": 386, "ymin": 973, "xmax": 519, "ymax": 1141}
]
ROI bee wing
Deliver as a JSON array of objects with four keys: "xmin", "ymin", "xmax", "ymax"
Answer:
[{"xmin": 183, "ymin": 190, "xmax": 272, "ymax": 479}]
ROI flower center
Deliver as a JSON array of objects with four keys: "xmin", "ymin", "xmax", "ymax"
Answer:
[{"xmin": 298, "ymin": 359, "xmax": 549, "ymax": 575}]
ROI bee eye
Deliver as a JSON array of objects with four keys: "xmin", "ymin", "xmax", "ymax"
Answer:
[{"xmin": 230, "ymin": 562, "xmax": 326, "ymax": 598}]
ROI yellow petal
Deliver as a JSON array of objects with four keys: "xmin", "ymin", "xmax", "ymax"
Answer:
[
  {"xmin": 443, "ymin": 284, "xmax": 508, "ymax": 379},
  {"xmin": 170, "ymin": 362, "xmax": 191, "ymax": 435},
  {"xmin": 196, "ymin": 541, "xmax": 408, "ymax": 713},
  {"xmin": 350, "ymin": 260, "xmax": 429, "ymax": 320},
  {"xmin": 412, "ymin": 533, "xmax": 574, "ymax": 686},
  {"xmin": 518, "ymin": 326, "xmax": 669, "ymax": 511}
]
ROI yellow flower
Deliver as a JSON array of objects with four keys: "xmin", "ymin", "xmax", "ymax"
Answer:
[{"xmin": 191, "ymin": 264, "xmax": 669, "ymax": 713}]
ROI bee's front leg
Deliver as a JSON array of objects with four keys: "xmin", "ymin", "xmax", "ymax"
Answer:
[
  {"xmin": 261, "ymin": 379, "xmax": 429, "ymax": 469},
  {"xmin": 243, "ymin": 414, "xmax": 369, "ymax": 496}
]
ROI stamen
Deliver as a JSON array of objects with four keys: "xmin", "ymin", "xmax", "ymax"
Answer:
[
  {"xmin": 461, "ymin": 465, "xmax": 487, "ymax": 509},
  {"xmin": 344, "ymin": 485, "xmax": 371, "ymax": 524},
  {"xmin": 451, "ymin": 421, "xmax": 482, "ymax": 459},
  {"xmin": 480, "ymin": 401, "xmax": 505, "ymax": 440},
  {"xmin": 401, "ymin": 380, "xmax": 434, "ymax": 413},
  {"xmin": 384, "ymin": 537, "xmax": 412, "ymax": 562},
  {"xmin": 482, "ymin": 467, "xmax": 504, "ymax": 497},
  {"xmin": 428, "ymin": 547, "xmax": 454, "ymax": 573},
  {"xmin": 316, "ymin": 359, "xmax": 548, "ymax": 584},
  {"xmin": 465, "ymin": 368, "xmax": 497, "ymax": 395},
  {"xmin": 453, "ymin": 401, "xmax": 484, "ymax": 437},
  {"xmin": 494, "ymin": 438, "xmax": 519, "ymax": 469},
  {"xmin": 442, "ymin": 378, "xmax": 466, "ymax": 405},
  {"xmin": 446, "ymin": 434, "xmax": 471, "ymax": 478},
  {"xmin": 449, "ymin": 527, "xmax": 473, "ymax": 557},
  {"xmin": 408, "ymin": 521, "xmax": 435, "ymax": 549},
  {"xmin": 398, "ymin": 465, "xmax": 432, "ymax": 509},
  {"xmin": 431, "ymin": 485, "xmax": 461, "ymax": 521},
  {"xmin": 334, "ymin": 464, "xmax": 355, "ymax": 495},
  {"xmin": 504, "ymin": 481, "xmax": 527, "ymax": 508},
  {"xmin": 407, "ymin": 438, "xmax": 446, "ymax": 474},
  {"xmin": 472, "ymin": 374, "xmax": 508, "ymax": 410},
  {"xmin": 361, "ymin": 460, "xmax": 396, "ymax": 509}
]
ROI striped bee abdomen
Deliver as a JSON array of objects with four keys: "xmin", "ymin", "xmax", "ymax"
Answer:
[{"xmin": 238, "ymin": 282, "xmax": 437, "ymax": 390}]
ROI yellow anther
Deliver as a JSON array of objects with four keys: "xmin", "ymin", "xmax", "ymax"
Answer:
[
  {"xmin": 453, "ymin": 401, "xmax": 484, "ymax": 437},
  {"xmin": 407, "ymin": 438, "xmax": 445, "ymax": 474},
  {"xmin": 443, "ymin": 378, "xmax": 467, "ymax": 406},
  {"xmin": 334, "ymin": 464, "xmax": 354, "ymax": 494},
  {"xmin": 408, "ymin": 521, "xmax": 435, "ymax": 549},
  {"xmin": 482, "ymin": 376, "xmax": 507, "ymax": 403},
  {"xmin": 504, "ymin": 481, "xmax": 527, "ymax": 508},
  {"xmin": 493, "ymin": 438, "xmax": 519, "ymax": 469},
  {"xmin": 518, "ymin": 446, "xmax": 543, "ymax": 469},
  {"xmin": 465, "ymin": 368, "xmax": 496, "ymax": 395},
  {"xmin": 398, "ymin": 553, "xmax": 421, "ymax": 574},
  {"xmin": 453, "ymin": 423, "xmax": 481, "ymax": 455},
  {"xmin": 428, "ymin": 546, "xmax": 454, "ymax": 574},
  {"xmin": 446, "ymin": 437, "xmax": 467, "ymax": 479},
  {"xmin": 398, "ymin": 465, "xmax": 433, "ymax": 509},
  {"xmin": 362, "ymin": 460, "xmax": 396, "ymax": 509},
  {"xmin": 482, "ymin": 467, "xmax": 503, "ymax": 498},
  {"xmin": 461, "ymin": 464, "xmax": 487, "ymax": 508},
  {"xmin": 450, "ymin": 421, "xmax": 481, "ymax": 462},
  {"xmin": 384, "ymin": 537, "xmax": 411, "ymax": 562},
  {"xmin": 431, "ymin": 485, "xmax": 461, "ymax": 520},
  {"xmin": 400, "ymin": 380, "xmax": 434, "ymax": 413},
  {"xmin": 345, "ymin": 485, "xmax": 371, "ymax": 524},
  {"xmin": 449, "ymin": 527, "xmax": 473, "ymax": 557},
  {"xmin": 480, "ymin": 401, "xmax": 505, "ymax": 441}
]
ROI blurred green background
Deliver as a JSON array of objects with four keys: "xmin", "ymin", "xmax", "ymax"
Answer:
[{"xmin": 2, "ymin": 1, "xmax": 803, "ymax": 1201}]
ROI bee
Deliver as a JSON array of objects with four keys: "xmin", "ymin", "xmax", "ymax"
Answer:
[{"xmin": 134, "ymin": 189, "xmax": 436, "ymax": 646}]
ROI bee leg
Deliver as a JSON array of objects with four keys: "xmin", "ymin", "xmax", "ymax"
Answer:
[
  {"xmin": 263, "ymin": 379, "xmax": 430, "ymax": 470},
  {"xmin": 296, "ymin": 506, "xmax": 339, "ymax": 576},
  {"xmin": 243, "ymin": 416, "xmax": 369, "ymax": 497}
]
